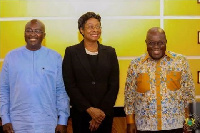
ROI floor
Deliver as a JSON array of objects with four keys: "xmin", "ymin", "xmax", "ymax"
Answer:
[
  {"xmin": 66, "ymin": 117, "xmax": 126, "ymax": 133},
  {"xmin": 0, "ymin": 117, "xmax": 126, "ymax": 133}
]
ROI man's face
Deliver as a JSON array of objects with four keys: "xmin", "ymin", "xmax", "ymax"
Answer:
[
  {"xmin": 25, "ymin": 22, "xmax": 45, "ymax": 51},
  {"xmin": 146, "ymin": 33, "xmax": 166, "ymax": 60}
]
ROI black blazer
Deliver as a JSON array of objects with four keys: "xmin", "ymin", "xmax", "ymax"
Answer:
[{"xmin": 62, "ymin": 40, "xmax": 119, "ymax": 115}]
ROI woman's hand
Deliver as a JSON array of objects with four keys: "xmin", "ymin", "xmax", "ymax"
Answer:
[{"xmin": 87, "ymin": 107, "xmax": 105, "ymax": 124}]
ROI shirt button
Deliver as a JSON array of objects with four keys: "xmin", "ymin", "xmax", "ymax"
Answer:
[{"xmin": 92, "ymin": 81, "xmax": 96, "ymax": 85}]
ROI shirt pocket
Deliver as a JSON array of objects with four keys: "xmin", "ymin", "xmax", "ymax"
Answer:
[
  {"xmin": 42, "ymin": 67, "xmax": 56, "ymax": 77},
  {"xmin": 166, "ymin": 71, "xmax": 181, "ymax": 91},
  {"xmin": 136, "ymin": 73, "xmax": 150, "ymax": 93}
]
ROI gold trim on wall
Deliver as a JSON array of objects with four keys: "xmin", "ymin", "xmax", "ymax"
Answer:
[{"xmin": 198, "ymin": 31, "xmax": 200, "ymax": 44}]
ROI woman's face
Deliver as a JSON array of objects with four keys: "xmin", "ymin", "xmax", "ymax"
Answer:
[{"xmin": 80, "ymin": 18, "xmax": 101, "ymax": 42}]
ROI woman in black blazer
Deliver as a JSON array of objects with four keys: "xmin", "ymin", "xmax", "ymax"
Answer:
[{"xmin": 62, "ymin": 12, "xmax": 119, "ymax": 133}]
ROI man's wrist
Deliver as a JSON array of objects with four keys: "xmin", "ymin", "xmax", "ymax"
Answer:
[
  {"xmin": 1, "ymin": 115, "xmax": 11, "ymax": 125},
  {"xmin": 57, "ymin": 116, "xmax": 68, "ymax": 125},
  {"xmin": 126, "ymin": 114, "xmax": 135, "ymax": 124}
]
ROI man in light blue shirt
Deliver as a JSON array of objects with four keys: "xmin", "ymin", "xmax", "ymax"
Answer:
[{"xmin": 0, "ymin": 19, "xmax": 70, "ymax": 133}]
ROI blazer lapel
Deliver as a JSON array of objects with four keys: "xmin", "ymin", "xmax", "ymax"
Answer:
[
  {"xmin": 76, "ymin": 41, "xmax": 95, "ymax": 79},
  {"xmin": 96, "ymin": 43, "xmax": 107, "ymax": 77}
]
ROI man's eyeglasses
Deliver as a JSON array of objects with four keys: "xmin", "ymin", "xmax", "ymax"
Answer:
[
  {"xmin": 147, "ymin": 41, "xmax": 166, "ymax": 47},
  {"xmin": 85, "ymin": 25, "xmax": 102, "ymax": 30},
  {"xmin": 25, "ymin": 29, "xmax": 44, "ymax": 35}
]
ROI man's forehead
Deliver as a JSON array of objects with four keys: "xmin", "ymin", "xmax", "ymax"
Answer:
[
  {"xmin": 146, "ymin": 33, "xmax": 166, "ymax": 41},
  {"xmin": 25, "ymin": 21, "xmax": 44, "ymax": 30},
  {"xmin": 26, "ymin": 21, "xmax": 41, "ymax": 26}
]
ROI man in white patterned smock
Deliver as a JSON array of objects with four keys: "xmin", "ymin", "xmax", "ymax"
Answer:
[{"xmin": 124, "ymin": 27, "xmax": 195, "ymax": 133}]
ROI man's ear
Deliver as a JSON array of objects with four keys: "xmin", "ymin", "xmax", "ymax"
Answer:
[
  {"xmin": 43, "ymin": 33, "xmax": 46, "ymax": 38},
  {"xmin": 145, "ymin": 40, "xmax": 148, "ymax": 45}
]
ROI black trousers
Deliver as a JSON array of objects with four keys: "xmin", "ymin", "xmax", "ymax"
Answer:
[
  {"xmin": 137, "ymin": 128, "xmax": 183, "ymax": 133},
  {"xmin": 71, "ymin": 109, "xmax": 113, "ymax": 133}
]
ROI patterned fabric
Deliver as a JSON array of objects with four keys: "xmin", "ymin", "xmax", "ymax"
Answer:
[{"xmin": 124, "ymin": 51, "xmax": 195, "ymax": 131}]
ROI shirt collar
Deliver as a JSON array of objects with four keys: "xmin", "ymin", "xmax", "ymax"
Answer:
[{"xmin": 141, "ymin": 51, "xmax": 173, "ymax": 63}]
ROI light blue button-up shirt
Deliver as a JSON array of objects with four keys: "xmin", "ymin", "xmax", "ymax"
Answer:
[{"xmin": 0, "ymin": 46, "xmax": 70, "ymax": 133}]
